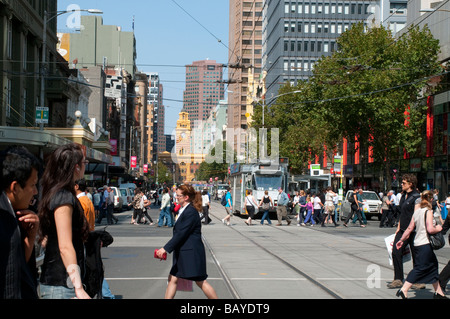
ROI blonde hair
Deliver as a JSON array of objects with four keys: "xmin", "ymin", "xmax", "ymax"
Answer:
[{"xmin": 420, "ymin": 190, "xmax": 433, "ymax": 210}]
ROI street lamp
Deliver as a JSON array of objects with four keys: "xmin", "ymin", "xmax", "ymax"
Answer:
[
  {"xmin": 420, "ymin": 8, "xmax": 450, "ymax": 13},
  {"xmin": 40, "ymin": 8, "xmax": 103, "ymax": 130},
  {"xmin": 260, "ymin": 90, "xmax": 302, "ymax": 127}
]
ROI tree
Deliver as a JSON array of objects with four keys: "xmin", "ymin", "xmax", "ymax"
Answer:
[
  {"xmin": 311, "ymin": 23, "xmax": 441, "ymax": 189},
  {"xmin": 195, "ymin": 140, "xmax": 235, "ymax": 181},
  {"xmin": 252, "ymin": 23, "xmax": 442, "ymax": 186}
]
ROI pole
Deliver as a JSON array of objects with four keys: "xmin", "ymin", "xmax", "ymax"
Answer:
[{"xmin": 40, "ymin": 10, "xmax": 48, "ymax": 131}]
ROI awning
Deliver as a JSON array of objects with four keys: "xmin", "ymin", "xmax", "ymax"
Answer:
[{"xmin": 0, "ymin": 126, "xmax": 113, "ymax": 165}]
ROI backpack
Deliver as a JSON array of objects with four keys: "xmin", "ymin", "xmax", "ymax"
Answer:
[
  {"xmin": 348, "ymin": 194, "xmax": 355, "ymax": 203},
  {"xmin": 221, "ymin": 193, "xmax": 228, "ymax": 206}
]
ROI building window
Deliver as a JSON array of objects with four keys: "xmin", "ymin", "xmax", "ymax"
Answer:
[
  {"xmin": 23, "ymin": 36, "xmax": 27, "ymax": 70},
  {"xmin": 6, "ymin": 79, "xmax": 12, "ymax": 118},
  {"xmin": 22, "ymin": 89, "xmax": 27, "ymax": 125},
  {"xmin": 7, "ymin": 19, "xmax": 13, "ymax": 59}
]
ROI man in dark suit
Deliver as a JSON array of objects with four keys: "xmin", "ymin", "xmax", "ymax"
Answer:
[
  {"xmin": 0, "ymin": 146, "xmax": 41, "ymax": 299},
  {"xmin": 156, "ymin": 184, "xmax": 218, "ymax": 299}
]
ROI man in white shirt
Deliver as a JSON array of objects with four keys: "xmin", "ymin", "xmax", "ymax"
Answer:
[{"xmin": 312, "ymin": 193, "xmax": 323, "ymax": 224}]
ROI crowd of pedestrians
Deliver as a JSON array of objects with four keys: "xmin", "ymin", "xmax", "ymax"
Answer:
[{"xmin": 1, "ymin": 144, "xmax": 449, "ymax": 299}]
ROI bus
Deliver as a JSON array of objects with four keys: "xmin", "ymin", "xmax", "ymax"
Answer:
[{"xmin": 229, "ymin": 158, "xmax": 289, "ymax": 216}]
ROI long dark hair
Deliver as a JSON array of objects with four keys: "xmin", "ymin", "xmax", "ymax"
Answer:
[
  {"xmin": 178, "ymin": 184, "xmax": 202, "ymax": 212},
  {"xmin": 38, "ymin": 143, "xmax": 89, "ymax": 242}
]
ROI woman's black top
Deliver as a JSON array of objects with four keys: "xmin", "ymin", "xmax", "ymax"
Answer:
[{"xmin": 39, "ymin": 190, "xmax": 85, "ymax": 288}]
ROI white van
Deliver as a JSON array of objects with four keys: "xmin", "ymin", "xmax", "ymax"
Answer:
[
  {"xmin": 120, "ymin": 183, "xmax": 136, "ymax": 201},
  {"xmin": 109, "ymin": 186, "xmax": 123, "ymax": 211}
]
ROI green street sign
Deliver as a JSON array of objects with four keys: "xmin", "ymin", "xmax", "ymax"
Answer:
[{"xmin": 36, "ymin": 107, "xmax": 49, "ymax": 124}]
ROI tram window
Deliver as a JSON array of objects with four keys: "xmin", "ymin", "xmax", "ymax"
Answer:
[{"xmin": 254, "ymin": 175, "xmax": 282, "ymax": 191}]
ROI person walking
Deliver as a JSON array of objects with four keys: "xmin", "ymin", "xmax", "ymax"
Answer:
[
  {"xmin": 259, "ymin": 190, "xmax": 273, "ymax": 225},
  {"xmin": 158, "ymin": 187, "xmax": 172, "ymax": 227},
  {"xmin": 438, "ymin": 211, "xmax": 450, "ymax": 293},
  {"xmin": 106, "ymin": 187, "xmax": 118, "ymax": 225},
  {"xmin": 129, "ymin": 188, "xmax": 146, "ymax": 225},
  {"xmin": 276, "ymin": 187, "xmax": 291, "ymax": 226},
  {"xmin": 92, "ymin": 189, "xmax": 101, "ymax": 220},
  {"xmin": 38, "ymin": 143, "xmax": 91, "ymax": 299},
  {"xmin": 0, "ymin": 146, "xmax": 41, "ymax": 299},
  {"xmin": 388, "ymin": 174, "xmax": 422, "ymax": 290},
  {"xmin": 297, "ymin": 190, "xmax": 307, "ymax": 225},
  {"xmin": 222, "ymin": 187, "xmax": 232, "ymax": 226},
  {"xmin": 395, "ymin": 190, "xmax": 447, "ymax": 299},
  {"xmin": 312, "ymin": 192, "xmax": 324, "ymax": 225},
  {"xmin": 292, "ymin": 191, "xmax": 301, "ymax": 225},
  {"xmin": 302, "ymin": 195, "xmax": 315, "ymax": 226},
  {"xmin": 156, "ymin": 184, "xmax": 218, "ymax": 299},
  {"xmin": 321, "ymin": 187, "xmax": 338, "ymax": 227},
  {"xmin": 74, "ymin": 179, "xmax": 95, "ymax": 232},
  {"xmin": 352, "ymin": 189, "xmax": 367, "ymax": 224},
  {"xmin": 343, "ymin": 190, "xmax": 365, "ymax": 227},
  {"xmin": 201, "ymin": 189, "xmax": 211, "ymax": 225},
  {"xmin": 380, "ymin": 191, "xmax": 394, "ymax": 228},
  {"xmin": 140, "ymin": 189, "xmax": 154, "ymax": 225},
  {"xmin": 245, "ymin": 190, "xmax": 258, "ymax": 226}
]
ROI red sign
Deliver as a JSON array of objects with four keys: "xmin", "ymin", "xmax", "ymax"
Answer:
[
  {"xmin": 130, "ymin": 156, "xmax": 137, "ymax": 168},
  {"xmin": 143, "ymin": 164, "xmax": 148, "ymax": 173},
  {"xmin": 110, "ymin": 139, "xmax": 118, "ymax": 156}
]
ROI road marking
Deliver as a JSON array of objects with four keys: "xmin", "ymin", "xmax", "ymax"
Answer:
[{"xmin": 105, "ymin": 277, "xmax": 389, "ymax": 281}]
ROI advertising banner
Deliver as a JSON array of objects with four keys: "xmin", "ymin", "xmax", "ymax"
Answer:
[{"xmin": 130, "ymin": 156, "xmax": 137, "ymax": 168}]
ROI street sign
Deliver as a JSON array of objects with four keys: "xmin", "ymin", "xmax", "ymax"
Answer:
[
  {"xmin": 36, "ymin": 108, "xmax": 48, "ymax": 124},
  {"xmin": 36, "ymin": 107, "xmax": 49, "ymax": 124},
  {"xmin": 105, "ymin": 75, "xmax": 123, "ymax": 98},
  {"xmin": 333, "ymin": 156, "xmax": 342, "ymax": 175}
]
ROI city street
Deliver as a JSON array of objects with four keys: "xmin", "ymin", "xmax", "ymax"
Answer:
[{"xmin": 100, "ymin": 200, "xmax": 450, "ymax": 300}]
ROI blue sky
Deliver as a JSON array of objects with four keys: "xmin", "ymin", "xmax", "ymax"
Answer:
[{"xmin": 57, "ymin": 0, "xmax": 230, "ymax": 135}]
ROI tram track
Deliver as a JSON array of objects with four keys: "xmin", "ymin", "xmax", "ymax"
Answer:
[
  {"xmin": 203, "ymin": 202, "xmax": 450, "ymax": 299},
  {"xmin": 205, "ymin": 211, "xmax": 346, "ymax": 299}
]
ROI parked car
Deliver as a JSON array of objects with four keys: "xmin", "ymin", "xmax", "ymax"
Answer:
[
  {"xmin": 119, "ymin": 187, "xmax": 132, "ymax": 210},
  {"xmin": 340, "ymin": 190, "xmax": 382, "ymax": 221},
  {"xmin": 109, "ymin": 186, "xmax": 123, "ymax": 211}
]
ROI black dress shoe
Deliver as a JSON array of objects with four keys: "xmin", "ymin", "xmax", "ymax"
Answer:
[
  {"xmin": 433, "ymin": 293, "xmax": 448, "ymax": 299},
  {"xmin": 396, "ymin": 289, "xmax": 407, "ymax": 299}
]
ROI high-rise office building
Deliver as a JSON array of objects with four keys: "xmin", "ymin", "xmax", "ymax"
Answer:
[
  {"xmin": 148, "ymin": 72, "xmax": 166, "ymax": 161},
  {"xmin": 228, "ymin": 0, "xmax": 264, "ymax": 129},
  {"xmin": 262, "ymin": 0, "xmax": 406, "ymax": 103},
  {"xmin": 183, "ymin": 59, "xmax": 224, "ymax": 124}
]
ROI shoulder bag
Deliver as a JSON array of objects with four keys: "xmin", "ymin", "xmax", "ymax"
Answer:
[{"xmin": 425, "ymin": 211, "xmax": 445, "ymax": 250}]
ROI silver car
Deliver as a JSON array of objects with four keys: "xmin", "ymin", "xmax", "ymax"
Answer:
[{"xmin": 340, "ymin": 190, "xmax": 382, "ymax": 221}]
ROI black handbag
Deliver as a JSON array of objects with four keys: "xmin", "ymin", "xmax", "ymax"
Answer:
[{"xmin": 425, "ymin": 211, "xmax": 445, "ymax": 250}]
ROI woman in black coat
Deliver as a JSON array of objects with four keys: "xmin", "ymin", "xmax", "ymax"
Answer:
[{"xmin": 156, "ymin": 184, "xmax": 218, "ymax": 299}]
